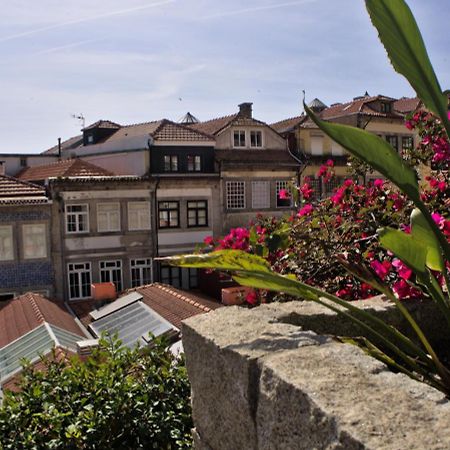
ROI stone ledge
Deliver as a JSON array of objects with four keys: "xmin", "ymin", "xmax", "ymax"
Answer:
[{"xmin": 182, "ymin": 298, "xmax": 450, "ymax": 450}]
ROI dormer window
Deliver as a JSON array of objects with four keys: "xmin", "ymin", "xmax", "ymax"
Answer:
[
  {"xmin": 233, "ymin": 130, "xmax": 246, "ymax": 148},
  {"xmin": 380, "ymin": 102, "xmax": 392, "ymax": 113},
  {"xmin": 250, "ymin": 130, "xmax": 262, "ymax": 148},
  {"xmin": 87, "ymin": 134, "xmax": 94, "ymax": 144}
]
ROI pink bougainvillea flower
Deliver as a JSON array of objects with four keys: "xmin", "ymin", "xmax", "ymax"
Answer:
[
  {"xmin": 278, "ymin": 189, "xmax": 290, "ymax": 199},
  {"xmin": 392, "ymin": 259, "xmax": 412, "ymax": 280},
  {"xmin": 204, "ymin": 235, "xmax": 214, "ymax": 246},
  {"xmin": 300, "ymin": 182, "xmax": 314, "ymax": 200},
  {"xmin": 326, "ymin": 159, "xmax": 334, "ymax": 167},
  {"xmin": 245, "ymin": 290, "xmax": 258, "ymax": 305},
  {"xmin": 373, "ymin": 179, "xmax": 384, "ymax": 188},
  {"xmin": 343, "ymin": 179, "xmax": 353, "ymax": 187},
  {"xmin": 432, "ymin": 212, "xmax": 444, "ymax": 225},
  {"xmin": 370, "ymin": 260, "xmax": 391, "ymax": 280},
  {"xmin": 297, "ymin": 204, "xmax": 314, "ymax": 217},
  {"xmin": 405, "ymin": 120, "xmax": 414, "ymax": 130}
]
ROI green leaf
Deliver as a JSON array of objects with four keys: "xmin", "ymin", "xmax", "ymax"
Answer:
[
  {"xmin": 365, "ymin": 0, "xmax": 449, "ymax": 127},
  {"xmin": 304, "ymin": 103, "xmax": 420, "ymax": 203},
  {"xmin": 410, "ymin": 209, "xmax": 444, "ymax": 271},
  {"xmin": 378, "ymin": 227, "xmax": 427, "ymax": 275}
]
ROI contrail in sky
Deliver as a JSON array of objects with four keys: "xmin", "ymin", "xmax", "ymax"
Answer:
[
  {"xmin": 34, "ymin": 38, "xmax": 103, "ymax": 55},
  {"xmin": 201, "ymin": 0, "xmax": 317, "ymax": 20},
  {"xmin": 0, "ymin": 0, "xmax": 175, "ymax": 44}
]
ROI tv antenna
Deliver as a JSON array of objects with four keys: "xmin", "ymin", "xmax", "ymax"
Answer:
[{"xmin": 71, "ymin": 113, "xmax": 85, "ymax": 129}]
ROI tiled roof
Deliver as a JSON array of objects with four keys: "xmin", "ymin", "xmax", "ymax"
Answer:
[
  {"xmin": 17, "ymin": 159, "xmax": 115, "ymax": 181},
  {"xmin": 394, "ymin": 97, "xmax": 422, "ymax": 114},
  {"xmin": 42, "ymin": 134, "xmax": 84, "ymax": 155},
  {"xmin": 84, "ymin": 120, "xmax": 121, "ymax": 130},
  {"xmin": 0, "ymin": 175, "xmax": 49, "ymax": 205},
  {"xmin": 270, "ymin": 115, "xmax": 307, "ymax": 134},
  {"xmin": 320, "ymin": 95, "xmax": 403, "ymax": 120},
  {"xmin": 71, "ymin": 283, "xmax": 221, "ymax": 330},
  {"xmin": 215, "ymin": 149, "xmax": 300, "ymax": 167},
  {"xmin": 0, "ymin": 292, "xmax": 85, "ymax": 348},
  {"xmin": 190, "ymin": 114, "xmax": 238, "ymax": 135}
]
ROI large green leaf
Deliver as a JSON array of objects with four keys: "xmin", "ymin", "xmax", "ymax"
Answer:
[
  {"xmin": 304, "ymin": 103, "xmax": 420, "ymax": 201},
  {"xmin": 365, "ymin": 0, "xmax": 448, "ymax": 127},
  {"xmin": 378, "ymin": 227, "xmax": 427, "ymax": 275},
  {"xmin": 410, "ymin": 209, "xmax": 444, "ymax": 271}
]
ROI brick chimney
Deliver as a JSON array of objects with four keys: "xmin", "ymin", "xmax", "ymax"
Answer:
[{"xmin": 238, "ymin": 102, "xmax": 253, "ymax": 119}]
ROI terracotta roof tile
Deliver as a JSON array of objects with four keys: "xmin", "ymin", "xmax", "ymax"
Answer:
[
  {"xmin": 84, "ymin": 120, "xmax": 121, "ymax": 130},
  {"xmin": 190, "ymin": 114, "xmax": 238, "ymax": 135},
  {"xmin": 270, "ymin": 115, "xmax": 306, "ymax": 134},
  {"xmin": 17, "ymin": 159, "xmax": 115, "ymax": 181},
  {"xmin": 0, "ymin": 175, "xmax": 49, "ymax": 205},
  {"xmin": 393, "ymin": 97, "xmax": 422, "ymax": 114},
  {"xmin": 0, "ymin": 293, "xmax": 85, "ymax": 347}
]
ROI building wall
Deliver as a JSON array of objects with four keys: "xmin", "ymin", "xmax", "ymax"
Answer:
[
  {"xmin": 83, "ymin": 150, "xmax": 149, "ymax": 176},
  {"xmin": 215, "ymin": 125, "xmax": 286, "ymax": 150},
  {"xmin": 0, "ymin": 155, "xmax": 58, "ymax": 177},
  {"xmin": 49, "ymin": 179, "xmax": 156, "ymax": 301},
  {"xmin": 0, "ymin": 204, "xmax": 54, "ymax": 298}
]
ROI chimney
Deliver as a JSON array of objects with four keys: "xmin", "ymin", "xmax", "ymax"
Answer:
[
  {"xmin": 238, "ymin": 102, "xmax": 253, "ymax": 119},
  {"xmin": 0, "ymin": 161, "xmax": 5, "ymax": 176},
  {"xmin": 76, "ymin": 339, "xmax": 100, "ymax": 360}
]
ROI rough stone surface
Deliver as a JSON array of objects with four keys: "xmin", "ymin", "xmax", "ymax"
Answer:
[{"xmin": 183, "ymin": 299, "xmax": 450, "ymax": 450}]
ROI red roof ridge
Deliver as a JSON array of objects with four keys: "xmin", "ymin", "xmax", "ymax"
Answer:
[{"xmin": 25, "ymin": 292, "xmax": 46, "ymax": 325}]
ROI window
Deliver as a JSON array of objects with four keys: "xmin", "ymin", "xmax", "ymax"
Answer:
[
  {"xmin": 100, "ymin": 260, "xmax": 123, "ymax": 292},
  {"xmin": 276, "ymin": 181, "xmax": 292, "ymax": 208},
  {"xmin": 380, "ymin": 102, "xmax": 392, "ymax": 113},
  {"xmin": 87, "ymin": 134, "xmax": 94, "ymax": 144},
  {"xmin": 252, "ymin": 181, "xmax": 270, "ymax": 209},
  {"xmin": 187, "ymin": 200, "xmax": 208, "ymax": 227},
  {"xmin": 331, "ymin": 141, "xmax": 344, "ymax": 156},
  {"xmin": 250, "ymin": 130, "xmax": 262, "ymax": 148},
  {"xmin": 233, "ymin": 130, "xmax": 246, "ymax": 147},
  {"xmin": 386, "ymin": 135, "xmax": 398, "ymax": 150},
  {"xmin": 97, "ymin": 203, "xmax": 120, "ymax": 232},
  {"xmin": 187, "ymin": 155, "xmax": 202, "ymax": 172},
  {"xmin": 311, "ymin": 135, "xmax": 324, "ymax": 155},
  {"xmin": 164, "ymin": 155, "xmax": 178, "ymax": 172},
  {"xmin": 0, "ymin": 226, "xmax": 13, "ymax": 261},
  {"xmin": 158, "ymin": 201, "xmax": 179, "ymax": 228},
  {"xmin": 226, "ymin": 181, "xmax": 246, "ymax": 209},
  {"xmin": 20, "ymin": 157, "xmax": 27, "ymax": 167},
  {"xmin": 131, "ymin": 258, "xmax": 152, "ymax": 287},
  {"xmin": 68, "ymin": 262, "xmax": 91, "ymax": 300},
  {"xmin": 308, "ymin": 178, "xmax": 322, "ymax": 201},
  {"xmin": 128, "ymin": 202, "xmax": 151, "ymax": 230},
  {"xmin": 188, "ymin": 268, "xmax": 198, "ymax": 289},
  {"xmin": 402, "ymin": 136, "xmax": 414, "ymax": 152},
  {"xmin": 66, "ymin": 204, "xmax": 89, "ymax": 233},
  {"xmin": 23, "ymin": 224, "xmax": 47, "ymax": 259},
  {"xmin": 160, "ymin": 264, "xmax": 181, "ymax": 288}
]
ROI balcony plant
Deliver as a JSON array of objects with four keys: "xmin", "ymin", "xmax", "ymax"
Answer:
[{"xmin": 164, "ymin": 0, "xmax": 450, "ymax": 394}]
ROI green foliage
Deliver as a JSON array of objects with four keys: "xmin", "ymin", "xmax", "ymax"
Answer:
[{"xmin": 0, "ymin": 336, "xmax": 192, "ymax": 449}]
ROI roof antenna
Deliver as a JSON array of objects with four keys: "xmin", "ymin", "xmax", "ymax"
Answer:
[{"xmin": 71, "ymin": 113, "xmax": 85, "ymax": 129}]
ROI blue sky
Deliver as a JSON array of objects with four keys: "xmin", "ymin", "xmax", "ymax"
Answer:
[{"xmin": 0, "ymin": 0, "xmax": 448, "ymax": 153}]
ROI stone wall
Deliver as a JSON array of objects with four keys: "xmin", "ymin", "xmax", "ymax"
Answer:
[{"xmin": 182, "ymin": 297, "xmax": 450, "ymax": 450}]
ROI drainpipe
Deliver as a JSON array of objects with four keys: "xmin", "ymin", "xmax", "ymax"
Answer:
[{"xmin": 58, "ymin": 138, "xmax": 62, "ymax": 160}]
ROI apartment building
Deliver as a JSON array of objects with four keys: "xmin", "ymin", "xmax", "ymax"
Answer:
[{"xmin": 272, "ymin": 94, "xmax": 420, "ymax": 199}]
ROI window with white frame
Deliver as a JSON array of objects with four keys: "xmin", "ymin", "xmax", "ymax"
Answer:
[
  {"xmin": 68, "ymin": 262, "xmax": 91, "ymax": 300},
  {"xmin": 100, "ymin": 260, "xmax": 123, "ymax": 292},
  {"xmin": 128, "ymin": 201, "xmax": 151, "ymax": 230},
  {"xmin": 97, "ymin": 203, "xmax": 120, "ymax": 232},
  {"xmin": 233, "ymin": 130, "xmax": 246, "ymax": 147},
  {"xmin": 402, "ymin": 136, "xmax": 414, "ymax": 152},
  {"xmin": 276, "ymin": 181, "xmax": 292, "ymax": 208},
  {"xmin": 187, "ymin": 200, "xmax": 208, "ymax": 227},
  {"xmin": 22, "ymin": 224, "xmax": 47, "ymax": 259},
  {"xmin": 250, "ymin": 130, "xmax": 262, "ymax": 148},
  {"xmin": 131, "ymin": 258, "xmax": 152, "ymax": 287},
  {"xmin": 226, "ymin": 181, "xmax": 246, "ymax": 209},
  {"xmin": 66, "ymin": 204, "xmax": 89, "ymax": 233},
  {"xmin": 0, "ymin": 225, "xmax": 13, "ymax": 261},
  {"xmin": 386, "ymin": 135, "xmax": 398, "ymax": 150},
  {"xmin": 252, "ymin": 181, "xmax": 270, "ymax": 209},
  {"xmin": 187, "ymin": 155, "xmax": 202, "ymax": 172}
]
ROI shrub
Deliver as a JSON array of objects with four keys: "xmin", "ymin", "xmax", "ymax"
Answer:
[{"xmin": 0, "ymin": 336, "xmax": 193, "ymax": 449}]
